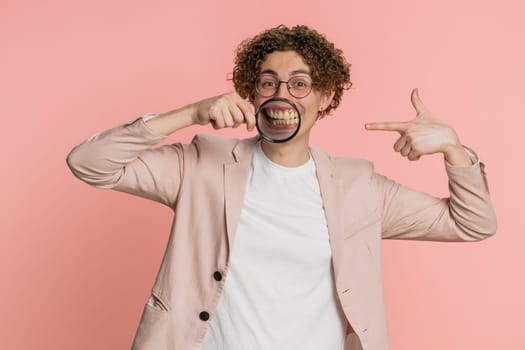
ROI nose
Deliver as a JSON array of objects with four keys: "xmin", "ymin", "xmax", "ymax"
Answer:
[{"xmin": 276, "ymin": 81, "xmax": 292, "ymax": 98}]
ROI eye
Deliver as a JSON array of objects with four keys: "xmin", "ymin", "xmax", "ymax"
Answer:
[
  {"xmin": 261, "ymin": 80, "xmax": 276, "ymax": 88},
  {"xmin": 257, "ymin": 76, "xmax": 278, "ymax": 89},
  {"xmin": 291, "ymin": 77, "xmax": 310, "ymax": 89}
]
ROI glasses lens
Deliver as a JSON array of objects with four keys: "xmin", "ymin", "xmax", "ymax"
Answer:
[
  {"xmin": 256, "ymin": 76, "xmax": 278, "ymax": 97},
  {"xmin": 288, "ymin": 76, "xmax": 312, "ymax": 98}
]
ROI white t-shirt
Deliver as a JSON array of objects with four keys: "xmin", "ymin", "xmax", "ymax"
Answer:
[{"xmin": 200, "ymin": 141, "xmax": 346, "ymax": 350}]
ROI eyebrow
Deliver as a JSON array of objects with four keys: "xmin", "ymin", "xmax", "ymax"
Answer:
[{"xmin": 259, "ymin": 69, "xmax": 311, "ymax": 76}]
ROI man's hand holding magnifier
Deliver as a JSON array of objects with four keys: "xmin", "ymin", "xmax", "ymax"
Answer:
[{"xmin": 145, "ymin": 92, "xmax": 256, "ymax": 137}]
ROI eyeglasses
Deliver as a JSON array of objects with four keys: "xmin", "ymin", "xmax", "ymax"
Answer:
[{"xmin": 255, "ymin": 74, "xmax": 317, "ymax": 99}]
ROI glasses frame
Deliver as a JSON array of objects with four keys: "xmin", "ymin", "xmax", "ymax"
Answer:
[{"xmin": 255, "ymin": 75, "xmax": 318, "ymax": 99}]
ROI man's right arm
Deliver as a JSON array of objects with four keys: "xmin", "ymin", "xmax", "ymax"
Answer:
[
  {"xmin": 66, "ymin": 113, "xmax": 187, "ymax": 208},
  {"xmin": 66, "ymin": 92, "xmax": 255, "ymax": 207}
]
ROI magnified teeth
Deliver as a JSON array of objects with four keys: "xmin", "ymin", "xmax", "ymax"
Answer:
[
  {"xmin": 265, "ymin": 108, "xmax": 299, "ymax": 125},
  {"xmin": 269, "ymin": 117, "xmax": 298, "ymax": 126}
]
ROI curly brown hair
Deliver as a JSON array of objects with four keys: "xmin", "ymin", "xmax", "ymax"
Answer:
[{"xmin": 232, "ymin": 25, "xmax": 352, "ymax": 118}]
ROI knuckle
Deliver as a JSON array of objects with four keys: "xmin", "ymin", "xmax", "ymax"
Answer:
[
  {"xmin": 209, "ymin": 105, "xmax": 219, "ymax": 116},
  {"xmin": 218, "ymin": 96, "xmax": 230, "ymax": 106}
]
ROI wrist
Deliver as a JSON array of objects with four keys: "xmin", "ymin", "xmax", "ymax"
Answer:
[
  {"xmin": 187, "ymin": 104, "xmax": 202, "ymax": 126},
  {"xmin": 444, "ymin": 144, "xmax": 473, "ymax": 166},
  {"xmin": 146, "ymin": 106, "xmax": 195, "ymax": 136}
]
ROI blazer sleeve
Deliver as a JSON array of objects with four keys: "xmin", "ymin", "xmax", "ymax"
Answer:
[
  {"xmin": 66, "ymin": 116, "xmax": 187, "ymax": 208},
  {"xmin": 374, "ymin": 152, "xmax": 497, "ymax": 242}
]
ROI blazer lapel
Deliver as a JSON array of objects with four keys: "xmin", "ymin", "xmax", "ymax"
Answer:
[
  {"xmin": 311, "ymin": 147, "xmax": 374, "ymax": 285},
  {"xmin": 223, "ymin": 137, "xmax": 258, "ymax": 255},
  {"xmin": 311, "ymin": 147, "xmax": 345, "ymax": 283}
]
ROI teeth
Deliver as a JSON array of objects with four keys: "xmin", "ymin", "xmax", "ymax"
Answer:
[
  {"xmin": 264, "ymin": 109, "xmax": 298, "ymax": 126},
  {"xmin": 266, "ymin": 109, "xmax": 298, "ymax": 120},
  {"xmin": 269, "ymin": 117, "xmax": 298, "ymax": 125}
]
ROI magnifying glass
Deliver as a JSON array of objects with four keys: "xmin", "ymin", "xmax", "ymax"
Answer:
[{"xmin": 254, "ymin": 97, "xmax": 301, "ymax": 143}]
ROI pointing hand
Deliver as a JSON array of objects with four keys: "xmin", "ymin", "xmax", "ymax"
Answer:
[{"xmin": 365, "ymin": 88, "xmax": 464, "ymax": 161}]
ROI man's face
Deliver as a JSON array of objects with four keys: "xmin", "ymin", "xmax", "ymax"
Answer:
[{"xmin": 253, "ymin": 50, "xmax": 334, "ymax": 143}]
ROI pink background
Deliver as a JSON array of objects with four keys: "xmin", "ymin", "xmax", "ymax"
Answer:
[{"xmin": 2, "ymin": 0, "xmax": 524, "ymax": 349}]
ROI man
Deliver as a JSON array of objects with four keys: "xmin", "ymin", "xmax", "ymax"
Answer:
[{"xmin": 67, "ymin": 25, "xmax": 497, "ymax": 350}]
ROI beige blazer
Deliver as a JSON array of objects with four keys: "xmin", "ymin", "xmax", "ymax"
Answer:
[{"xmin": 67, "ymin": 116, "xmax": 497, "ymax": 350}]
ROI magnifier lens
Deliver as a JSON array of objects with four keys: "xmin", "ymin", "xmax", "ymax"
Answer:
[{"xmin": 255, "ymin": 98, "xmax": 301, "ymax": 143}]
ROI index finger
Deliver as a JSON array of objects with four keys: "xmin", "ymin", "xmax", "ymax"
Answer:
[
  {"xmin": 233, "ymin": 94, "xmax": 256, "ymax": 131},
  {"xmin": 365, "ymin": 121, "xmax": 408, "ymax": 133}
]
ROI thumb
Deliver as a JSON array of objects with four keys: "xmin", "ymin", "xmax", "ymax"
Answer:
[{"xmin": 411, "ymin": 88, "xmax": 428, "ymax": 116}]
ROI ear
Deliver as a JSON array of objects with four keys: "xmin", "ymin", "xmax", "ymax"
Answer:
[{"xmin": 319, "ymin": 90, "xmax": 336, "ymax": 112}]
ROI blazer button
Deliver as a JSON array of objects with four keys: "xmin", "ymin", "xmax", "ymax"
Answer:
[
  {"xmin": 213, "ymin": 271, "xmax": 222, "ymax": 281},
  {"xmin": 199, "ymin": 311, "xmax": 210, "ymax": 321}
]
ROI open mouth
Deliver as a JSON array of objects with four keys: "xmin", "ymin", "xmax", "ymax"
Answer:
[{"xmin": 262, "ymin": 108, "xmax": 299, "ymax": 126}]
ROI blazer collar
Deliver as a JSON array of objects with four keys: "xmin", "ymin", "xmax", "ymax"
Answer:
[
  {"xmin": 224, "ymin": 138, "xmax": 344, "ymax": 278},
  {"xmin": 225, "ymin": 138, "xmax": 374, "ymax": 287},
  {"xmin": 230, "ymin": 136, "xmax": 335, "ymax": 178},
  {"xmin": 230, "ymin": 136, "xmax": 260, "ymax": 163}
]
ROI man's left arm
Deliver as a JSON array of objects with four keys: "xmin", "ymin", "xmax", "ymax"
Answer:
[{"xmin": 366, "ymin": 88, "xmax": 497, "ymax": 241}]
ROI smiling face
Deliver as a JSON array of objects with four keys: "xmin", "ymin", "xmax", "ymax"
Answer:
[{"xmin": 253, "ymin": 51, "xmax": 334, "ymax": 145}]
